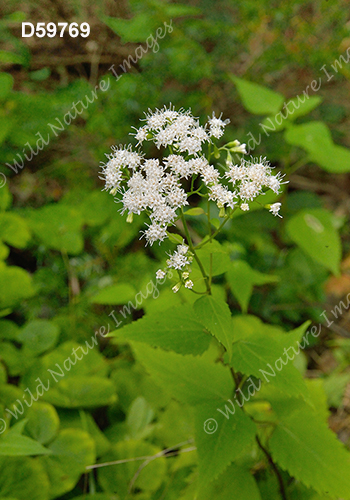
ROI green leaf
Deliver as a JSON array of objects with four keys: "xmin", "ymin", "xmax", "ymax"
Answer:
[
  {"xmin": 25, "ymin": 402, "xmax": 59, "ymax": 445},
  {"xmin": 24, "ymin": 204, "xmax": 84, "ymax": 255},
  {"xmin": 196, "ymin": 239, "xmax": 231, "ymax": 276},
  {"xmin": 131, "ymin": 343, "xmax": 233, "ymax": 404},
  {"xmin": 0, "ymin": 456, "xmax": 50, "ymax": 500},
  {"xmin": 17, "ymin": 320, "xmax": 60, "ymax": 355},
  {"xmin": 41, "ymin": 429, "xmax": 95, "ymax": 497},
  {"xmin": 309, "ymin": 144, "xmax": 350, "ymax": 173},
  {"xmin": 89, "ymin": 283, "xmax": 137, "ymax": 305},
  {"xmin": 126, "ymin": 396, "xmax": 154, "ymax": 439},
  {"xmin": 0, "ymin": 183, "xmax": 12, "ymax": 211},
  {"xmin": 110, "ymin": 304, "xmax": 211, "ymax": 355},
  {"xmin": 231, "ymin": 77, "xmax": 284, "ymax": 115},
  {"xmin": 226, "ymin": 260, "xmax": 278, "ymax": 313},
  {"xmin": 194, "ymin": 400, "xmax": 256, "ymax": 487},
  {"xmin": 0, "ymin": 427, "xmax": 52, "ymax": 456},
  {"xmin": 0, "ymin": 266, "xmax": 35, "ymax": 309},
  {"xmin": 167, "ymin": 232, "xmax": 184, "ymax": 245},
  {"xmin": 184, "ymin": 207, "xmax": 206, "ymax": 216},
  {"xmin": 200, "ymin": 463, "xmax": 262, "ymax": 499},
  {"xmin": 269, "ymin": 407, "xmax": 350, "ymax": 498},
  {"xmin": 194, "ymin": 295, "xmax": 234, "ymax": 359},
  {"xmin": 101, "ymin": 13, "xmax": 159, "ymax": 43},
  {"xmin": 285, "ymin": 95, "xmax": 322, "ymax": 120},
  {"xmin": 0, "ymin": 73, "xmax": 14, "ymax": 100},
  {"xmin": 43, "ymin": 376, "xmax": 117, "ymax": 408},
  {"xmin": 0, "ymin": 213, "xmax": 31, "ymax": 248},
  {"xmin": 284, "ymin": 122, "xmax": 333, "ymax": 154},
  {"xmin": 0, "ymin": 50, "xmax": 25, "ymax": 65},
  {"xmin": 228, "ymin": 316, "xmax": 309, "ymax": 398},
  {"xmin": 98, "ymin": 440, "xmax": 167, "ymax": 496},
  {"xmin": 286, "ymin": 208, "xmax": 341, "ymax": 275}
]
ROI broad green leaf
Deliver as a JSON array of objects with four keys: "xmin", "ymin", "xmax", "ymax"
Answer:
[
  {"xmin": 25, "ymin": 402, "xmax": 59, "ymax": 445},
  {"xmin": 131, "ymin": 343, "xmax": 233, "ymax": 404},
  {"xmin": 17, "ymin": 320, "xmax": 60, "ymax": 355},
  {"xmin": 0, "ymin": 427, "xmax": 51, "ymax": 456},
  {"xmin": 228, "ymin": 316, "xmax": 309, "ymax": 398},
  {"xmin": 232, "ymin": 77, "xmax": 284, "ymax": 115},
  {"xmin": 226, "ymin": 260, "xmax": 278, "ymax": 312},
  {"xmin": 200, "ymin": 463, "xmax": 262, "ymax": 499},
  {"xmin": 0, "ymin": 456, "xmax": 50, "ymax": 500},
  {"xmin": 0, "ymin": 73, "xmax": 14, "ymax": 100},
  {"xmin": 270, "ymin": 407, "xmax": 350, "ymax": 498},
  {"xmin": 194, "ymin": 295, "xmax": 234, "ymax": 359},
  {"xmin": 0, "ymin": 266, "xmax": 35, "ymax": 309},
  {"xmin": 110, "ymin": 304, "xmax": 211, "ymax": 355},
  {"xmin": 0, "ymin": 50, "xmax": 25, "ymax": 65},
  {"xmin": 0, "ymin": 319, "xmax": 19, "ymax": 340},
  {"xmin": 89, "ymin": 283, "xmax": 137, "ymax": 305},
  {"xmin": 41, "ymin": 429, "xmax": 95, "ymax": 497},
  {"xmin": 323, "ymin": 372, "xmax": 350, "ymax": 408},
  {"xmin": 286, "ymin": 208, "xmax": 341, "ymax": 275},
  {"xmin": 284, "ymin": 122, "xmax": 333, "ymax": 153},
  {"xmin": 194, "ymin": 400, "xmax": 256, "ymax": 487},
  {"xmin": 98, "ymin": 440, "xmax": 167, "ymax": 496}
]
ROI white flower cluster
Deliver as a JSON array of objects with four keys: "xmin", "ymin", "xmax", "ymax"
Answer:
[
  {"xmin": 225, "ymin": 157, "xmax": 287, "ymax": 214},
  {"xmin": 156, "ymin": 244, "xmax": 194, "ymax": 290},
  {"xmin": 100, "ymin": 105, "xmax": 286, "ymax": 247}
]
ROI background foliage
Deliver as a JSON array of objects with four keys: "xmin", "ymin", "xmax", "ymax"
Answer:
[{"xmin": 0, "ymin": 0, "xmax": 350, "ymax": 499}]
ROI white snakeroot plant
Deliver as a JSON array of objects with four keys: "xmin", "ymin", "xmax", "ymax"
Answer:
[{"xmin": 100, "ymin": 105, "xmax": 287, "ymax": 294}]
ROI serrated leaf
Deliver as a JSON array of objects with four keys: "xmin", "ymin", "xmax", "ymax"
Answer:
[
  {"xmin": 270, "ymin": 408, "xmax": 350, "ymax": 498},
  {"xmin": 194, "ymin": 296, "xmax": 234, "ymax": 359},
  {"xmin": 229, "ymin": 316, "xmax": 309, "ymax": 398},
  {"xmin": 110, "ymin": 304, "xmax": 211, "ymax": 355},
  {"xmin": 194, "ymin": 400, "xmax": 256, "ymax": 487},
  {"xmin": 232, "ymin": 77, "xmax": 284, "ymax": 115},
  {"xmin": 200, "ymin": 463, "xmax": 262, "ymax": 499},
  {"xmin": 286, "ymin": 208, "xmax": 341, "ymax": 275},
  {"xmin": 89, "ymin": 283, "xmax": 136, "ymax": 305},
  {"xmin": 131, "ymin": 343, "xmax": 233, "ymax": 404},
  {"xmin": 226, "ymin": 260, "xmax": 278, "ymax": 313}
]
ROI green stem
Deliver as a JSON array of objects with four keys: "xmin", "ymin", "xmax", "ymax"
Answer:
[
  {"xmin": 256, "ymin": 435, "xmax": 287, "ymax": 500},
  {"xmin": 180, "ymin": 208, "xmax": 211, "ymax": 294},
  {"xmin": 195, "ymin": 209, "xmax": 232, "ymax": 250}
]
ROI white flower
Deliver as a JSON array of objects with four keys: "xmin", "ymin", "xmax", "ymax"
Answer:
[
  {"xmin": 142, "ymin": 222, "xmax": 168, "ymax": 245},
  {"xmin": 185, "ymin": 280, "xmax": 194, "ymax": 289},
  {"xmin": 166, "ymin": 245, "xmax": 191, "ymax": 270},
  {"xmin": 240, "ymin": 203, "xmax": 250, "ymax": 211},
  {"xmin": 269, "ymin": 202, "xmax": 282, "ymax": 218},
  {"xmin": 156, "ymin": 269, "xmax": 166, "ymax": 280}
]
